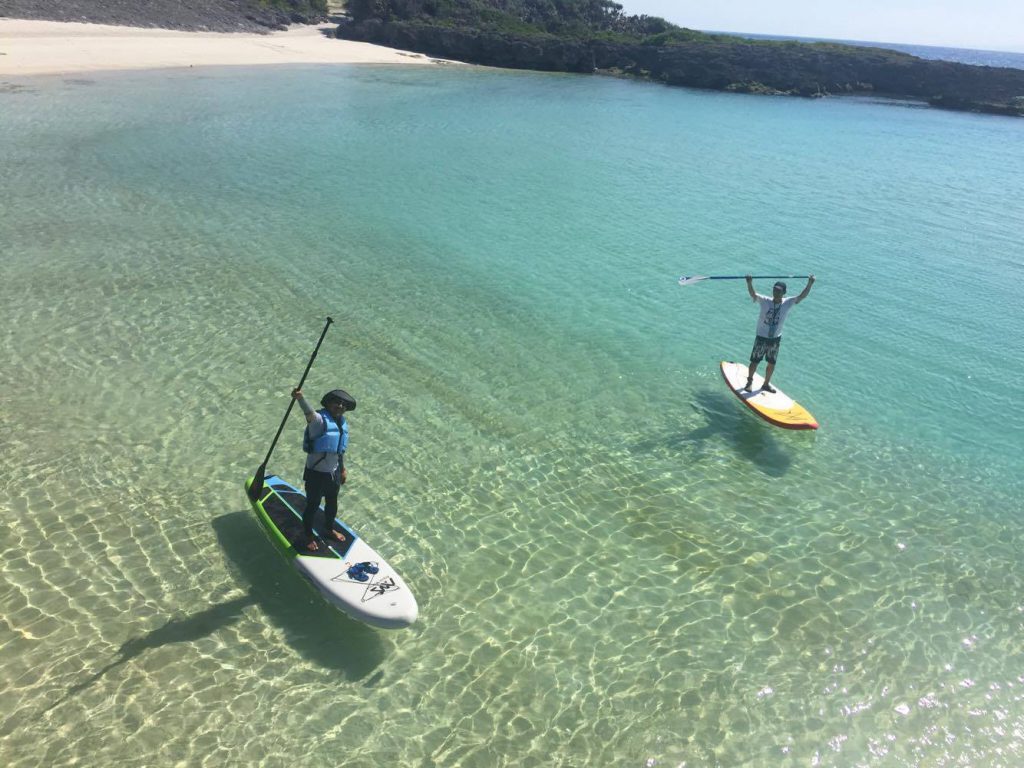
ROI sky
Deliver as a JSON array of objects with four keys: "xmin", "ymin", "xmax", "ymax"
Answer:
[{"xmin": 620, "ymin": 1, "xmax": 1024, "ymax": 53}]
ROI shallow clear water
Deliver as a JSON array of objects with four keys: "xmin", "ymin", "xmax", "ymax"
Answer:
[{"xmin": 1, "ymin": 65, "xmax": 1023, "ymax": 767}]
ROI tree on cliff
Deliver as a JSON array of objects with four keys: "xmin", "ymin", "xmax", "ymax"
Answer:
[{"xmin": 344, "ymin": 0, "xmax": 678, "ymax": 40}]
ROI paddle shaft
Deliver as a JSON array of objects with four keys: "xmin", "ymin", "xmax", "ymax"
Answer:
[
  {"xmin": 691, "ymin": 275, "xmax": 810, "ymax": 281},
  {"xmin": 249, "ymin": 316, "xmax": 333, "ymax": 499}
]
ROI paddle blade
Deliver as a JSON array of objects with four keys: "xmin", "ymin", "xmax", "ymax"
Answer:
[
  {"xmin": 677, "ymin": 275, "xmax": 708, "ymax": 286},
  {"xmin": 249, "ymin": 465, "xmax": 266, "ymax": 501}
]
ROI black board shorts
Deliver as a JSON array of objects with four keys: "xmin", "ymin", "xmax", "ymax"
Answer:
[{"xmin": 750, "ymin": 335, "xmax": 781, "ymax": 364}]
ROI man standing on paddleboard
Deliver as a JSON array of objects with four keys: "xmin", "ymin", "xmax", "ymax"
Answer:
[
  {"xmin": 744, "ymin": 274, "xmax": 815, "ymax": 393},
  {"xmin": 292, "ymin": 387, "xmax": 356, "ymax": 552}
]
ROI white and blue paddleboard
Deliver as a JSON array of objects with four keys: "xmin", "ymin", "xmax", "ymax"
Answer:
[{"xmin": 245, "ymin": 474, "xmax": 418, "ymax": 629}]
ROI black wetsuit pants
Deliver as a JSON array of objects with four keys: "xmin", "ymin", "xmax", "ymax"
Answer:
[{"xmin": 302, "ymin": 468, "xmax": 340, "ymax": 540}]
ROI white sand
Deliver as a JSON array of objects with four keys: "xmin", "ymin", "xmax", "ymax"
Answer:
[{"xmin": 0, "ymin": 19, "xmax": 456, "ymax": 76}]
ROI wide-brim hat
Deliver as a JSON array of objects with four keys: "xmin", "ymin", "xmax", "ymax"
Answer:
[{"xmin": 321, "ymin": 389, "xmax": 356, "ymax": 410}]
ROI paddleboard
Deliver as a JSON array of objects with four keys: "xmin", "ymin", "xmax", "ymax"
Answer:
[
  {"xmin": 719, "ymin": 361, "xmax": 819, "ymax": 430},
  {"xmin": 244, "ymin": 474, "xmax": 418, "ymax": 629}
]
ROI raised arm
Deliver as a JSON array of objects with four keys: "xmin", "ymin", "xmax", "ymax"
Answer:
[
  {"xmin": 795, "ymin": 274, "xmax": 815, "ymax": 303},
  {"xmin": 745, "ymin": 274, "xmax": 757, "ymax": 301},
  {"xmin": 292, "ymin": 388, "xmax": 316, "ymax": 424}
]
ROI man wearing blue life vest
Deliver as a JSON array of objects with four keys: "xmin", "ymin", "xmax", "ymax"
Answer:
[
  {"xmin": 291, "ymin": 387, "xmax": 356, "ymax": 552},
  {"xmin": 744, "ymin": 274, "xmax": 815, "ymax": 393}
]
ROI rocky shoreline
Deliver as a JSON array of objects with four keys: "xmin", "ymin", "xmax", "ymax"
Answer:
[
  {"xmin": 4, "ymin": 2, "xmax": 1020, "ymax": 116},
  {"xmin": 337, "ymin": 19, "xmax": 1024, "ymax": 117},
  {"xmin": 0, "ymin": 0, "xmax": 328, "ymax": 33}
]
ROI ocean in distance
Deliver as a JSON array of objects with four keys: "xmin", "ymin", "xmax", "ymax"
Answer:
[
  {"xmin": 1, "ymin": 57, "xmax": 1023, "ymax": 767},
  {"xmin": 727, "ymin": 31, "xmax": 1024, "ymax": 70}
]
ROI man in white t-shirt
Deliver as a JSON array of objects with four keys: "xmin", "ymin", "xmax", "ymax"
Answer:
[{"xmin": 744, "ymin": 274, "xmax": 815, "ymax": 393}]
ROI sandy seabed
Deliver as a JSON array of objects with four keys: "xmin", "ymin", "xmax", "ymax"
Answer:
[{"xmin": 0, "ymin": 18, "xmax": 455, "ymax": 76}]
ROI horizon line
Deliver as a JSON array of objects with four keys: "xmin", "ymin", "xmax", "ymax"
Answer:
[{"xmin": 695, "ymin": 28, "xmax": 1024, "ymax": 56}]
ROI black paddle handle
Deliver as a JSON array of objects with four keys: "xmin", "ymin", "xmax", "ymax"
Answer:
[
  {"xmin": 253, "ymin": 317, "xmax": 334, "ymax": 490},
  {"xmin": 293, "ymin": 316, "xmax": 334, "ymax": 397}
]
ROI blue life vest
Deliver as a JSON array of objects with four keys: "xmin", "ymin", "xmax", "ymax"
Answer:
[{"xmin": 303, "ymin": 410, "xmax": 348, "ymax": 456}]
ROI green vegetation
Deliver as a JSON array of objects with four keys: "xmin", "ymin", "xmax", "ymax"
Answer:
[
  {"xmin": 257, "ymin": 0, "xmax": 329, "ymax": 17},
  {"xmin": 345, "ymin": 0, "xmax": 683, "ymax": 43},
  {"xmin": 338, "ymin": 0, "xmax": 1024, "ymax": 115},
  {"xmin": 342, "ymin": 0, "xmax": 921, "ymax": 57}
]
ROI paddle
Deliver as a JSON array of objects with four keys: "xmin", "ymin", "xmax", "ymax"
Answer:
[
  {"xmin": 678, "ymin": 274, "xmax": 810, "ymax": 286},
  {"xmin": 248, "ymin": 316, "xmax": 334, "ymax": 501}
]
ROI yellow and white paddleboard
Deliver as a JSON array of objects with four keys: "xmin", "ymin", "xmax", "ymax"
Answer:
[{"xmin": 719, "ymin": 361, "xmax": 819, "ymax": 430}]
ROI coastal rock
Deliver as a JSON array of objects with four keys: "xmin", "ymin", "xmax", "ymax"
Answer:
[
  {"xmin": 342, "ymin": 19, "xmax": 595, "ymax": 71},
  {"xmin": 337, "ymin": 19, "xmax": 1024, "ymax": 116}
]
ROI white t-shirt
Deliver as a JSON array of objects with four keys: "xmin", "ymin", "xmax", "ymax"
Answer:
[{"xmin": 754, "ymin": 294, "xmax": 800, "ymax": 338}]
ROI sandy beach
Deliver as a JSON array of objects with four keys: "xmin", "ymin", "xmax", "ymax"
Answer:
[{"xmin": 0, "ymin": 18, "xmax": 452, "ymax": 76}]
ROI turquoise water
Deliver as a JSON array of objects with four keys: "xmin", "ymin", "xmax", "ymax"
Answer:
[{"xmin": 2, "ymin": 64, "xmax": 1023, "ymax": 766}]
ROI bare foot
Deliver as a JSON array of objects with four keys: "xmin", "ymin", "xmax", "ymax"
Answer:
[
  {"xmin": 324, "ymin": 529, "xmax": 345, "ymax": 542},
  {"xmin": 305, "ymin": 538, "xmax": 320, "ymax": 552}
]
